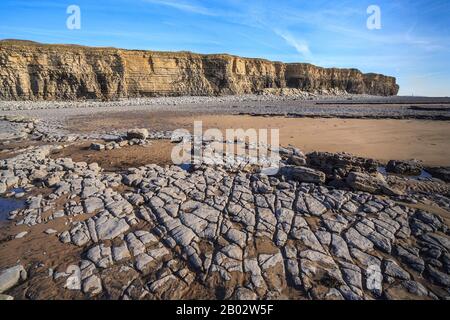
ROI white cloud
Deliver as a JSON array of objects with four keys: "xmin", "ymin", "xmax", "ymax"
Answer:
[
  {"xmin": 274, "ymin": 29, "xmax": 312, "ymax": 60},
  {"xmin": 143, "ymin": 0, "xmax": 215, "ymax": 16}
]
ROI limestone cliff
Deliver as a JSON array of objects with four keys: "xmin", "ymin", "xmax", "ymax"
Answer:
[
  {"xmin": 285, "ymin": 64, "xmax": 399, "ymax": 96},
  {"xmin": 0, "ymin": 40, "xmax": 399, "ymax": 100}
]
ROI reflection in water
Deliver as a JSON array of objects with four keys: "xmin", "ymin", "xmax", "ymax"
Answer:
[
  {"xmin": 0, "ymin": 197, "xmax": 25, "ymax": 221},
  {"xmin": 179, "ymin": 163, "xmax": 194, "ymax": 172},
  {"xmin": 0, "ymin": 188, "xmax": 26, "ymax": 222}
]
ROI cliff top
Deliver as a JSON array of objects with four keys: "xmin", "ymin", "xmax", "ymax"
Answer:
[
  {"xmin": 0, "ymin": 39, "xmax": 393, "ymax": 78},
  {"xmin": 0, "ymin": 38, "xmax": 284, "ymax": 64}
]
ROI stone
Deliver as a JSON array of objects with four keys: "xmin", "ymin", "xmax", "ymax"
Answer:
[
  {"xmin": 0, "ymin": 265, "xmax": 27, "ymax": 293},
  {"xmin": 126, "ymin": 233, "xmax": 146, "ymax": 256},
  {"xmin": 88, "ymin": 162, "xmax": 101, "ymax": 172},
  {"xmin": 86, "ymin": 244, "xmax": 113, "ymax": 269},
  {"xmin": 221, "ymin": 244, "xmax": 243, "ymax": 261},
  {"xmin": 90, "ymin": 143, "xmax": 105, "ymax": 151},
  {"xmin": 136, "ymin": 231, "xmax": 158, "ymax": 245},
  {"xmin": 339, "ymin": 262, "xmax": 362, "ymax": 292},
  {"xmin": 346, "ymin": 172, "xmax": 387, "ymax": 194},
  {"xmin": 330, "ymin": 234, "xmax": 352, "ymax": 261},
  {"xmin": 426, "ymin": 265, "xmax": 450, "ymax": 287},
  {"xmin": 299, "ymin": 250, "xmax": 344, "ymax": 288},
  {"xmin": 349, "ymin": 248, "xmax": 380, "ymax": 268},
  {"xmin": 30, "ymin": 170, "xmax": 47, "ymax": 181},
  {"xmin": 232, "ymin": 287, "xmax": 258, "ymax": 300},
  {"xmin": 147, "ymin": 274, "xmax": 179, "ymax": 294},
  {"xmin": 70, "ymin": 223, "xmax": 91, "ymax": 246},
  {"xmin": 82, "ymin": 275, "xmax": 102, "ymax": 296},
  {"xmin": 28, "ymin": 196, "xmax": 42, "ymax": 209},
  {"xmin": 59, "ymin": 231, "xmax": 71, "ymax": 243},
  {"xmin": 304, "ymin": 194, "xmax": 327, "ymax": 216},
  {"xmin": 225, "ymin": 229, "xmax": 246, "ymax": 248},
  {"xmin": 292, "ymin": 227, "xmax": 324, "ymax": 253},
  {"xmin": 316, "ymin": 231, "xmax": 332, "ymax": 246},
  {"xmin": 344, "ymin": 228, "xmax": 374, "ymax": 252},
  {"xmin": 307, "ymin": 151, "xmax": 378, "ymax": 179},
  {"xmin": 280, "ymin": 166, "xmax": 326, "ymax": 184},
  {"xmin": 83, "ymin": 197, "xmax": 104, "ymax": 214},
  {"xmin": 96, "ymin": 217, "xmax": 129, "ymax": 241},
  {"xmin": 401, "ymin": 280, "xmax": 429, "ymax": 297},
  {"xmin": 148, "ymin": 245, "xmax": 170, "ymax": 260},
  {"xmin": 0, "ymin": 183, "xmax": 6, "ymax": 194},
  {"xmin": 355, "ymin": 222, "xmax": 392, "ymax": 254},
  {"xmin": 414, "ymin": 211, "xmax": 442, "ymax": 231},
  {"xmin": 386, "ymin": 159, "xmax": 423, "ymax": 176},
  {"xmin": 338, "ymin": 285, "xmax": 363, "ymax": 300},
  {"xmin": 135, "ymin": 253, "xmax": 154, "ymax": 273},
  {"xmin": 420, "ymin": 233, "xmax": 450, "ymax": 252},
  {"xmin": 45, "ymin": 174, "xmax": 60, "ymax": 187},
  {"xmin": 287, "ymin": 155, "xmax": 307, "ymax": 166},
  {"xmin": 170, "ymin": 224, "xmax": 197, "ymax": 247},
  {"xmin": 382, "ymin": 259, "xmax": 410, "ymax": 280},
  {"xmin": 395, "ymin": 245, "xmax": 425, "ymax": 273},
  {"xmin": 44, "ymin": 228, "xmax": 57, "ymax": 235},
  {"xmin": 15, "ymin": 231, "xmax": 28, "ymax": 239},
  {"xmin": 323, "ymin": 288, "xmax": 344, "ymax": 300},
  {"xmin": 425, "ymin": 166, "xmax": 450, "ymax": 182},
  {"xmin": 112, "ymin": 243, "xmax": 131, "ymax": 262},
  {"xmin": 127, "ymin": 129, "xmax": 149, "ymax": 140},
  {"xmin": 80, "ymin": 260, "xmax": 95, "ymax": 279}
]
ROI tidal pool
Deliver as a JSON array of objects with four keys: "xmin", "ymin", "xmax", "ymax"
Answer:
[{"xmin": 0, "ymin": 189, "xmax": 26, "ymax": 221}]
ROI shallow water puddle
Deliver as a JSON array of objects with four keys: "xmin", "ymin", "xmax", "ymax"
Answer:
[
  {"xmin": 179, "ymin": 163, "xmax": 194, "ymax": 172},
  {"xmin": 0, "ymin": 188, "xmax": 26, "ymax": 221},
  {"xmin": 0, "ymin": 197, "xmax": 25, "ymax": 221}
]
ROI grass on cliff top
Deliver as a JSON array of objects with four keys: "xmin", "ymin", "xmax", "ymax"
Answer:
[{"xmin": 0, "ymin": 39, "xmax": 284, "ymax": 62}]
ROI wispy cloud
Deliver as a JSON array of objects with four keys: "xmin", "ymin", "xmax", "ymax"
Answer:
[
  {"xmin": 273, "ymin": 29, "xmax": 312, "ymax": 60},
  {"xmin": 411, "ymin": 71, "xmax": 447, "ymax": 79},
  {"xmin": 143, "ymin": 0, "xmax": 215, "ymax": 16}
]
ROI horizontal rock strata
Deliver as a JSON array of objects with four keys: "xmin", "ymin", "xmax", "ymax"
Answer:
[{"xmin": 0, "ymin": 40, "xmax": 399, "ymax": 101}]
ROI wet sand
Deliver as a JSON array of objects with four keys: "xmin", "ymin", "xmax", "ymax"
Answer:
[
  {"xmin": 187, "ymin": 115, "xmax": 450, "ymax": 166},
  {"xmin": 67, "ymin": 112, "xmax": 450, "ymax": 166},
  {"xmin": 49, "ymin": 140, "xmax": 174, "ymax": 171}
]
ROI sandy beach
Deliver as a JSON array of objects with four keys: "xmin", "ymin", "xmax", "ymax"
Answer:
[{"xmin": 64, "ymin": 107, "xmax": 450, "ymax": 166}]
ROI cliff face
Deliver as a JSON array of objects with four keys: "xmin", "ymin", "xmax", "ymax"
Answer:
[
  {"xmin": 0, "ymin": 40, "xmax": 399, "ymax": 100},
  {"xmin": 285, "ymin": 64, "xmax": 399, "ymax": 96}
]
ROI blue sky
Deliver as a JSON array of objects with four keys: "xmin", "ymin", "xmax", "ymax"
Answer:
[{"xmin": 0, "ymin": 0, "xmax": 449, "ymax": 96}]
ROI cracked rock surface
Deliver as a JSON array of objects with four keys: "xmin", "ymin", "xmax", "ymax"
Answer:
[{"xmin": 0, "ymin": 111, "xmax": 450, "ymax": 301}]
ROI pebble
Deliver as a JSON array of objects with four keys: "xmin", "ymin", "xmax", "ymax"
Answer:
[{"xmin": 15, "ymin": 231, "xmax": 28, "ymax": 239}]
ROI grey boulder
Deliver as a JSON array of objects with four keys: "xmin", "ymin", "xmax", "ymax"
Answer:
[
  {"xmin": 0, "ymin": 265, "xmax": 27, "ymax": 293},
  {"xmin": 127, "ymin": 128, "xmax": 149, "ymax": 140},
  {"xmin": 280, "ymin": 166, "xmax": 325, "ymax": 184}
]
